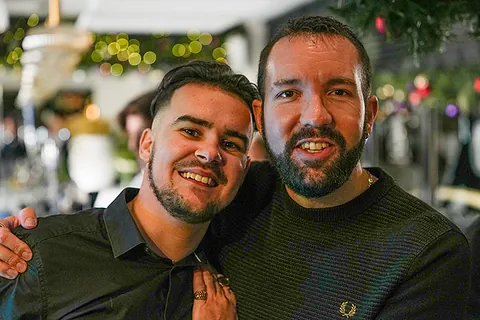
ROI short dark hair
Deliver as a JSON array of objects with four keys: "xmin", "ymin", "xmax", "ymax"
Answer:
[
  {"xmin": 117, "ymin": 90, "xmax": 156, "ymax": 131},
  {"xmin": 150, "ymin": 60, "xmax": 260, "ymax": 119},
  {"xmin": 257, "ymin": 16, "xmax": 372, "ymax": 101}
]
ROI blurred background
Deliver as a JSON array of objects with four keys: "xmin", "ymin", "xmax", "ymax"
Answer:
[{"xmin": 0, "ymin": 0, "xmax": 480, "ymax": 231}]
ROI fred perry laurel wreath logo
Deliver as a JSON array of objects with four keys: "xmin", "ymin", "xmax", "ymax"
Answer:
[{"xmin": 339, "ymin": 301, "xmax": 357, "ymax": 318}]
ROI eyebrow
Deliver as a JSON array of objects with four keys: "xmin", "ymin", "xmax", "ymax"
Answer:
[
  {"xmin": 270, "ymin": 78, "xmax": 301, "ymax": 92},
  {"xmin": 224, "ymin": 129, "xmax": 249, "ymax": 149},
  {"xmin": 172, "ymin": 115, "xmax": 213, "ymax": 128},
  {"xmin": 270, "ymin": 77, "xmax": 357, "ymax": 92},
  {"xmin": 325, "ymin": 77, "xmax": 357, "ymax": 87},
  {"xmin": 173, "ymin": 115, "xmax": 249, "ymax": 148}
]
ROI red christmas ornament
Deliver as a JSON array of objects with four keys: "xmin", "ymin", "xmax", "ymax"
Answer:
[
  {"xmin": 376, "ymin": 17, "xmax": 386, "ymax": 34},
  {"xmin": 417, "ymin": 85, "xmax": 431, "ymax": 98},
  {"xmin": 474, "ymin": 78, "xmax": 480, "ymax": 93}
]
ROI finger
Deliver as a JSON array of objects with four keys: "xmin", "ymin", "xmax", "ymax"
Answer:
[
  {"xmin": 203, "ymin": 270, "xmax": 217, "ymax": 297},
  {"xmin": 0, "ymin": 216, "xmax": 21, "ymax": 230},
  {"xmin": 0, "ymin": 245, "xmax": 27, "ymax": 272},
  {"xmin": 0, "ymin": 261, "xmax": 19, "ymax": 279},
  {"xmin": 193, "ymin": 267, "xmax": 206, "ymax": 293},
  {"xmin": 0, "ymin": 227, "xmax": 32, "ymax": 262},
  {"xmin": 223, "ymin": 286, "xmax": 237, "ymax": 305},
  {"xmin": 18, "ymin": 208, "xmax": 38, "ymax": 229}
]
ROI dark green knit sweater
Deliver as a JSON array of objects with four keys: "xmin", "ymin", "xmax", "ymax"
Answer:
[{"xmin": 209, "ymin": 163, "xmax": 470, "ymax": 319}]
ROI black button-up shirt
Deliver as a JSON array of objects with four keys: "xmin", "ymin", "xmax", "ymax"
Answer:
[{"xmin": 0, "ymin": 188, "xmax": 207, "ymax": 320}]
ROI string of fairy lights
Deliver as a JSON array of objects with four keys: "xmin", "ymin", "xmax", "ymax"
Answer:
[{"xmin": 0, "ymin": 14, "xmax": 229, "ymax": 77}]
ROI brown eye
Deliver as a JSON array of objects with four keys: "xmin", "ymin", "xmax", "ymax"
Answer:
[
  {"xmin": 182, "ymin": 128, "xmax": 200, "ymax": 137},
  {"xmin": 276, "ymin": 90, "xmax": 296, "ymax": 99}
]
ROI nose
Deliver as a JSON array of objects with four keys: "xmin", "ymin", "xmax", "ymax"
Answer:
[
  {"xmin": 194, "ymin": 142, "xmax": 223, "ymax": 164},
  {"xmin": 299, "ymin": 94, "xmax": 333, "ymax": 127}
]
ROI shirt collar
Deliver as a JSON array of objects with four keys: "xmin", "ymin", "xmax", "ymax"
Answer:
[
  {"xmin": 103, "ymin": 188, "xmax": 211, "ymax": 267},
  {"xmin": 104, "ymin": 188, "xmax": 145, "ymax": 258}
]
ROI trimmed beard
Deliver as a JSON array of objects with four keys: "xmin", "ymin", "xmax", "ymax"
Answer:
[
  {"xmin": 264, "ymin": 120, "xmax": 368, "ymax": 198},
  {"xmin": 147, "ymin": 146, "xmax": 220, "ymax": 224}
]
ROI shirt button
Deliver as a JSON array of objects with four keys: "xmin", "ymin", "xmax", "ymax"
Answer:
[{"xmin": 144, "ymin": 247, "xmax": 151, "ymax": 254}]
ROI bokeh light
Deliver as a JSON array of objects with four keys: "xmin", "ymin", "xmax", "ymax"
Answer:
[
  {"xmin": 445, "ymin": 104, "xmax": 460, "ymax": 118},
  {"xmin": 111, "ymin": 63, "xmax": 124, "ymax": 76},
  {"xmin": 85, "ymin": 104, "xmax": 101, "ymax": 120},
  {"xmin": 199, "ymin": 33, "xmax": 213, "ymax": 45},
  {"xmin": 143, "ymin": 51, "xmax": 156, "ymax": 64}
]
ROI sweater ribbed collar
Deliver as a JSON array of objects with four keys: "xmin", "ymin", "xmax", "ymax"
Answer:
[{"xmin": 279, "ymin": 167, "xmax": 395, "ymax": 222}]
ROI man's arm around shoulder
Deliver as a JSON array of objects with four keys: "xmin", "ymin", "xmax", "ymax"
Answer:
[{"xmin": 0, "ymin": 244, "xmax": 42, "ymax": 319}]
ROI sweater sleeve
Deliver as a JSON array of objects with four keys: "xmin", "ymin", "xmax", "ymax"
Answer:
[
  {"xmin": 375, "ymin": 230, "xmax": 470, "ymax": 320},
  {"xmin": 0, "ymin": 250, "xmax": 43, "ymax": 319}
]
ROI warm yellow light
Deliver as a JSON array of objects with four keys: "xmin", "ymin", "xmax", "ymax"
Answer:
[
  {"xmin": 14, "ymin": 47, "xmax": 23, "ymax": 56},
  {"xmin": 107, "ymin": 42, "xmax": 120, "ymax": 55},
  {"xmin": 128, "ymin": 52, "xmax": 142, "ymax": 66},
  {"xmin": 117, "ymin": 50, "xmax": 129, "ymax": 61},
  {"xmin": 199, "ymin": 33, "xmax": 213, "ymax": 45},
  {"xmin": 212, "ymin": 47, "xmax": 226, "ymax": 59},
  {"xmin": 117, "ymin": 38, "xmax": 128, "ymax": 51},
  {"xmin": 91, "ymin": 50, "xmax": 104, "ymax": 62},
  {"xmin": 187, "ymin": 29, "xmax": 200, "ymax": 41},
  {"xmin": 99, "ymin": 63, "xmax": 111, "ymax": 76},
  {"xmin": 110, "ymin": 63, "xmax": 123, "ymax": 76},
  {"xmin": 414, "ymin": 74, "xmax": 429, "ymax": 89},
  {"xmin": 128, "ymin": 44, "xmax": 140, "ymax": 53},
  {"xmin": 84, "ymin": 104, "xmax": 101, "ymax": 121},
  {"xmin": 129, "ymin": 39, "xmax": 140, "ymax": 46},
  {"xmin": 116, "ymin": 33, "xmax": 129, "ymax": 41},
  {"xmin": 189, "ymin": 41, "xmax": 202, "ymax": 54},
  {"xmin": 376, "ymin": 87, "xmax": 386, "ymax": 100},
  {"xmin": 216, "ymin": 58, "xmax": 228, "ymax": 64},
  {"xmin": 382, "ymin": 84, "xmax": 395, "ymax": 98},
  {"xmin": 394, "ymin": 89, "xmax": 405, "ymax": 101},
  {"xmin": 13, "ymin": 28, "xmax": 25, "ymax": 41},
  {"xmin": 182, "ymin": 44, "xmax": 191, "ymax": 58},
  {"xmin": 172, "ymin": 44, "xmax": 186, "ymax": 57},
  {"xmin": 95, "ymin": 41, "xmax": 107, "ymax": 51},
  {"xmin": 27, "ymin": 14, "xmax": 39, "ymax": 27},
  {"xmin": 143, "ymin": 51, "xmax": 156, "ymax": 64}
]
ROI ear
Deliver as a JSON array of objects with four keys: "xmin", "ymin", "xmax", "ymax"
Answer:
[
  {"xmin": 252, "ymin": 99, "xmax": 264, "ymax": 136},
  {"xmin": 366, "ymin": 95, "xmax": 378, "ymax": 135},
  {"xmin": 138, "ymin": 128, "xmax": 153, "ymax": 162}
]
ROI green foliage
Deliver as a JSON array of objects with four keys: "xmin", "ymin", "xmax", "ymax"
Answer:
[{"xmin": 331, "ymin": 0, "xmax": 480, "ymax": 57}]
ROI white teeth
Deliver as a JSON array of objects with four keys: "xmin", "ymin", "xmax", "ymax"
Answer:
[
  {"xmin": 181, "ymin": 172, "xmax": 215, "ymax": 186},
  {"xmin": 300, "ymin": 142, "xmax": 330, "ymax": 151}
]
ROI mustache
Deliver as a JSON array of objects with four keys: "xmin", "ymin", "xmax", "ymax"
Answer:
[
  {"xmin": 286, "ymin": 126, "xmax": 346, "ymax": 153},
  {"xmin": 174, "ymin": 159, "xmax": 227, "ymax": 185}
]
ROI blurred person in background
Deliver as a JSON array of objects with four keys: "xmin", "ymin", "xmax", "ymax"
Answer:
[{"xmin": 94, "ymin": 90, "xmax": 156, "ymax": 207}]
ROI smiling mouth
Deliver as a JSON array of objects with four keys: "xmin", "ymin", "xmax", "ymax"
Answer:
[
  {"xmin": 299, "ymin": 142, "xmax": 331, "ymax": 153},
  {"xmin": 179, "ymin": 172, "xmax": 217, "ymax": 187}
]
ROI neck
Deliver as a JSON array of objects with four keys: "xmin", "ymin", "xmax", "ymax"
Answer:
[
  {"xmin": 286, "ymin": 164, "xmax": 375, "ymax": 209},
  {"xmin": 129, "ymin": 192, "xmax": 210, "ymax": 262}
]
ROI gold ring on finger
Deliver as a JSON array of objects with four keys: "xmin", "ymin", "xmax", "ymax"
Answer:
[
  {"xmin": 217, "ymin": 276, "xmax": 231, "ymax": 288},
  {"xmin": 0, "ymin": 222, "xmax": 6, "ymax": 228},
  {"xmin": 193, "ymin": 289, "xmax": 207, "ymax": 300}
]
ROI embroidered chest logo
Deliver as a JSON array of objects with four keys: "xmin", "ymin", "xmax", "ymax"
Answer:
[{"xmin": 339, "ymin": 301, "xmax": 357, "ymax": 318}]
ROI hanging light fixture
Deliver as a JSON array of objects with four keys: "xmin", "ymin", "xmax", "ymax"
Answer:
[{"xmin": 17, "ymin": 0, "xmax": 92, "ymax": 108}]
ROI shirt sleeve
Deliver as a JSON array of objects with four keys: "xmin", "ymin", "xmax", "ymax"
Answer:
[
  {"xmin": 0, "ymin": 256, "xmax": 43, "ymax": 320},
  {"xmin": 375, "ymin": 230, "xmax": 471, "ymax": 320}
]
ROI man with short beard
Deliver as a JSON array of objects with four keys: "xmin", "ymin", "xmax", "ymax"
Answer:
[
  {"xmin": 0, "ymin": 60, "xmax": 257, "ymax": 319},
  {"xmin": 0, "ymin": 16, "xmax": 471, "ymax": 319}
]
